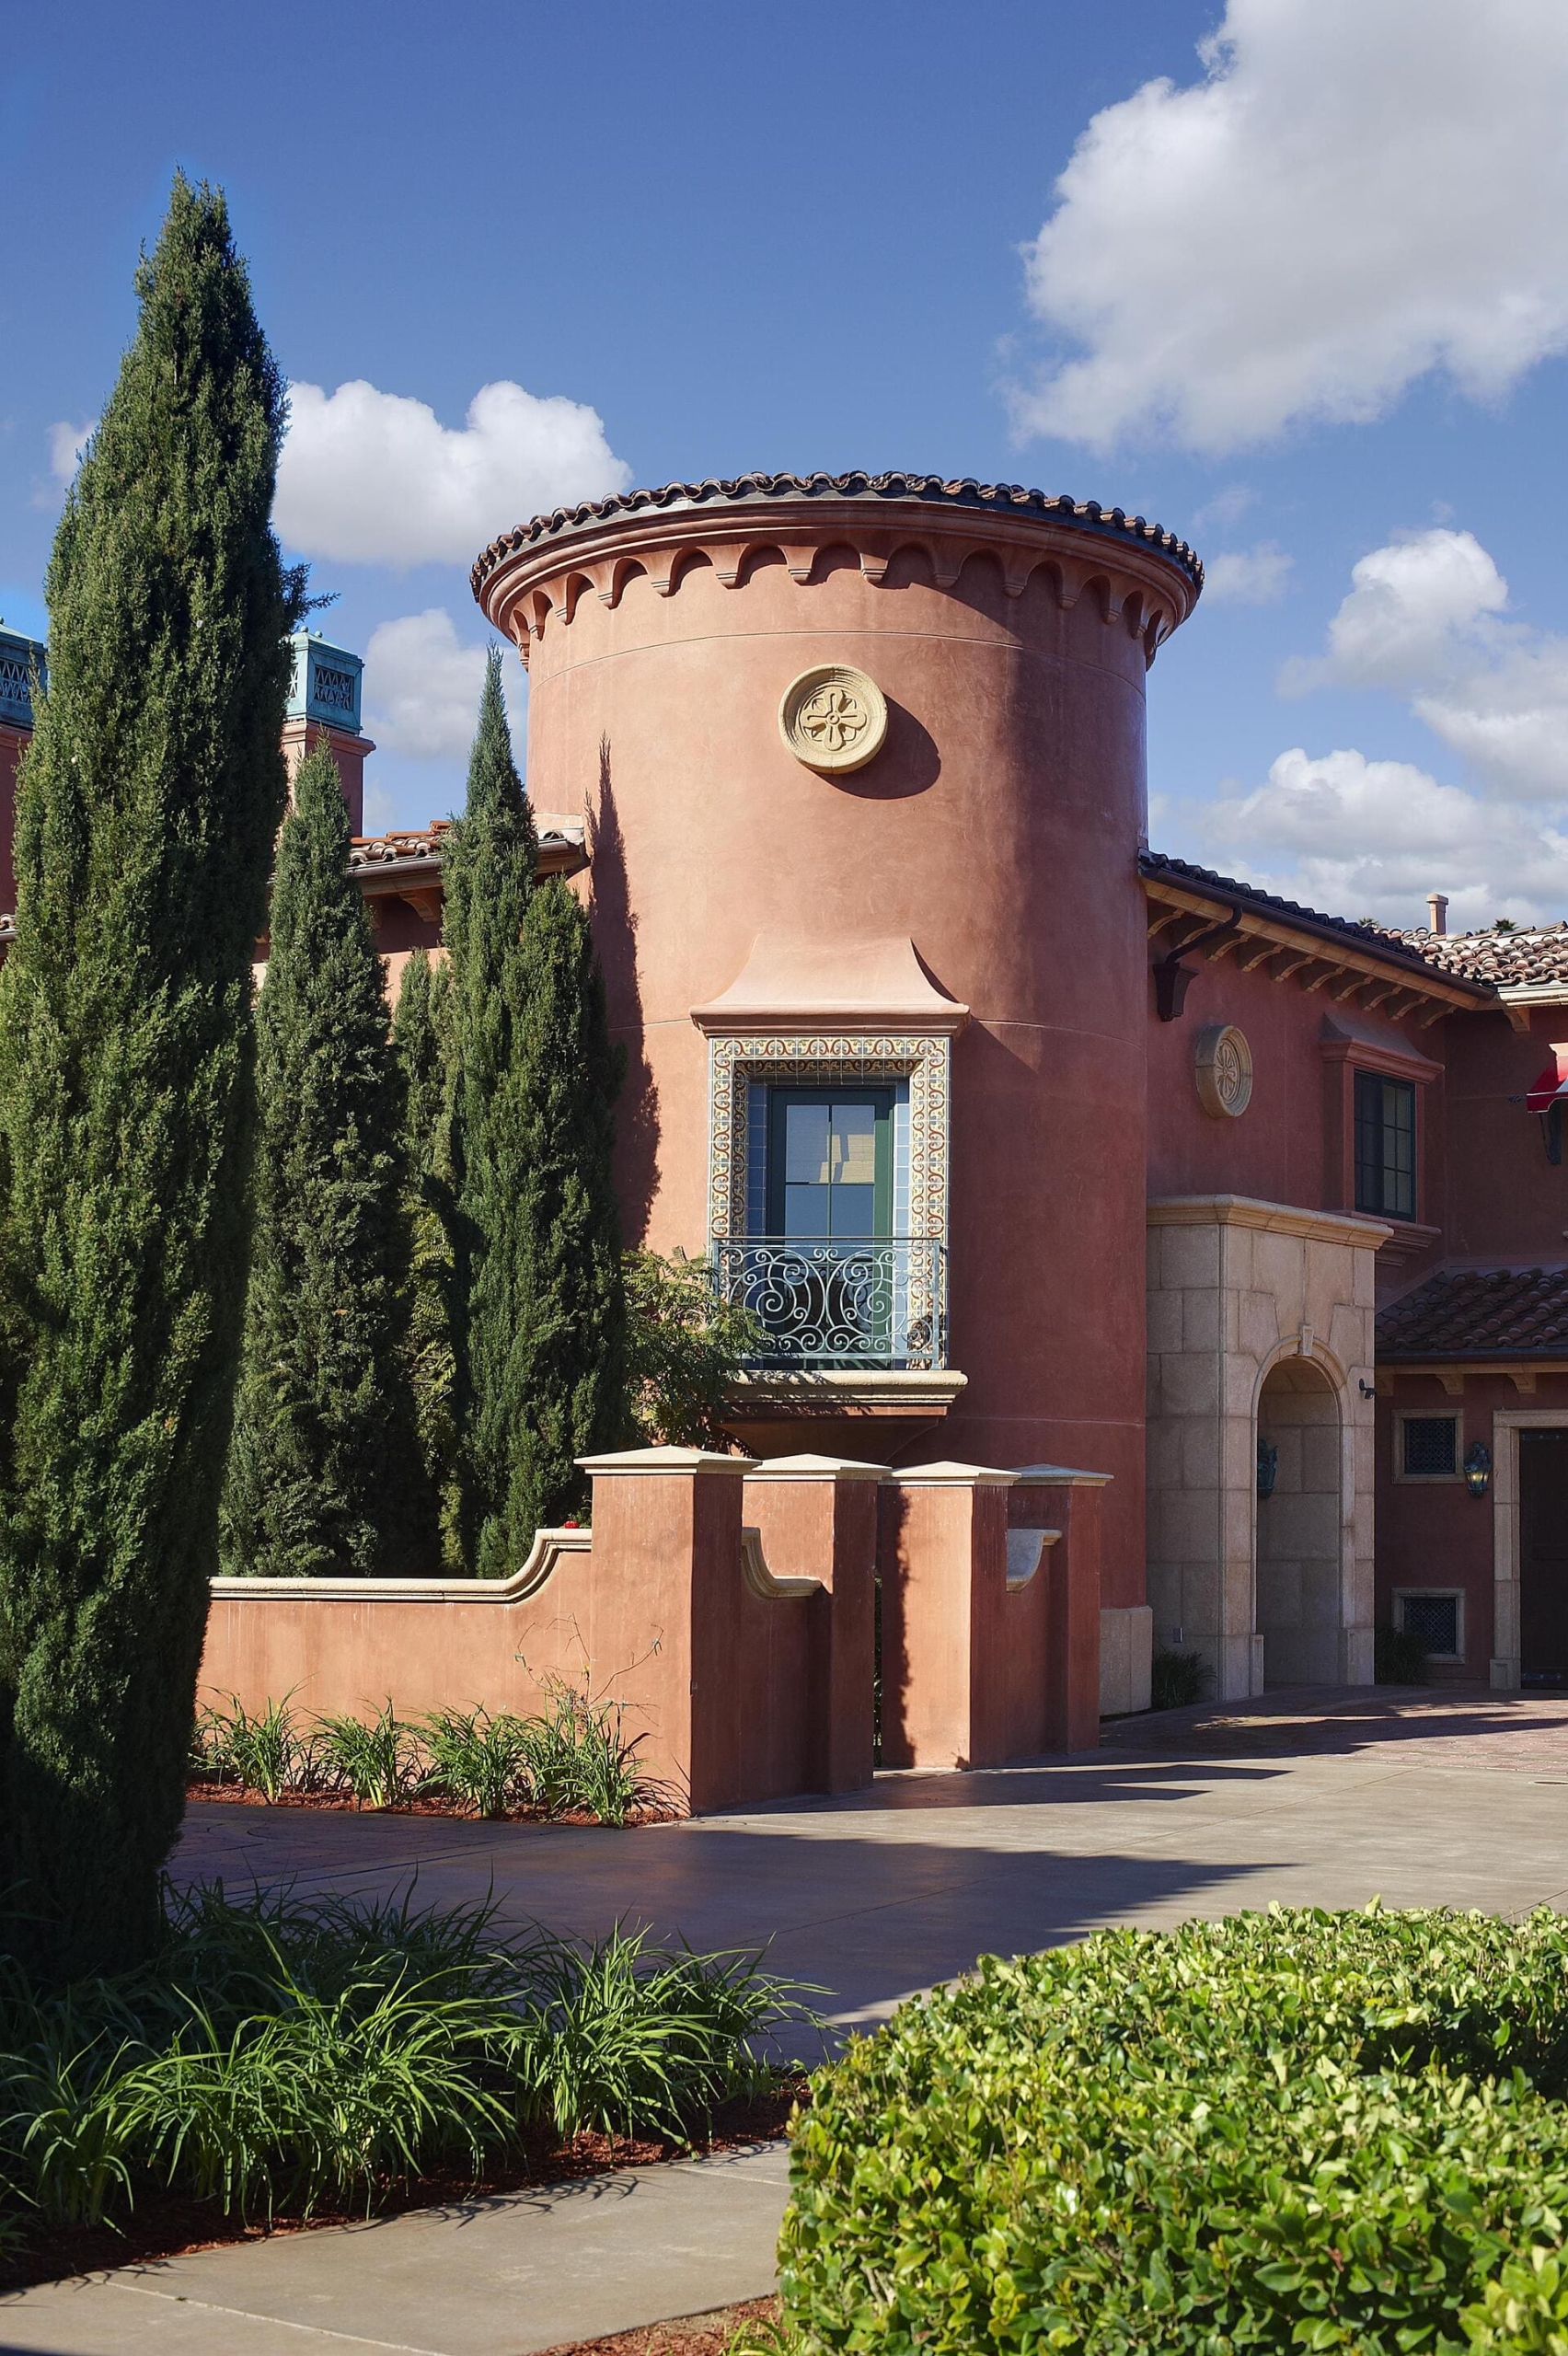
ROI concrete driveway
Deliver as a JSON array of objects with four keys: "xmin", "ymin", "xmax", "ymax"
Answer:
[{"xmin": 170, "ymin": 1683, "xmax": 1568, "ymax": 2056}]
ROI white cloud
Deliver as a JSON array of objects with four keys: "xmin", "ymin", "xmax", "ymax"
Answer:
[
  {"xmin": 1284, "ymin": 527, "xmax": 1568, "ymax": 799},
  {"xmin": 1011, "ymin": 0, "xmax": 1568, "ymax": 453},
  {"xmin": 275, "ymin": 379, "xmax": 631, "ymax": 567},
  {"xmin": 363, "ymin": 609, "xmax": 515, "ymax": 762},
  {"xmin": 1201, "ymin": 542, "xmax": 1293, "ymax": 607},
  {"xmin": 1192, "ymin": 483, "xmax": 1254, "ymax": 534},
  {"xmin": 1284, "ymin": 529, "xmax": 1506, "ymax": 691},
  {"xmin": 1186, "ymin": 745, "xmax": 1568, "ymax": 929},
  {"xmin": 48, "ymin": 419, "xmax": 95, "ymax": 482}
]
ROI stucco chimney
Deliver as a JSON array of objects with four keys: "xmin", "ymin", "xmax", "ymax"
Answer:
[{"xmin": 1427, "ymin": 892, "xmax": 1448, "ymax": 937}]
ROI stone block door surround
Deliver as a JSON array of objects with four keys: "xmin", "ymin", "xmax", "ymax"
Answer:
[{"xmin": 1146, "ymin": 1195, "xmax": 1387, "ymax": 1701}]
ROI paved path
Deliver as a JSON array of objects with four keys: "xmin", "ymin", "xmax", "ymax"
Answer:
[{"xmin": 6, "ymin": 1686, "xmax": 1568, "ymax": 2354}]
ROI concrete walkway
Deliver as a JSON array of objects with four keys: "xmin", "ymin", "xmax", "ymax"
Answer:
[{"xmin": 6, "ymin": 1685, "xmax": 1568, "ymax": 2353}]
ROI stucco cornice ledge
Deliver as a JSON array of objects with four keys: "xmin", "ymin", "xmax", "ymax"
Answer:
[
  {"xmin": 728, "ymin": 1370, "xmax": 967, "ymax": 1414},
  {"xmin": 1147, "ymin": 1195, "xmax": 1391, "ymax": 1250},
  {"xmin": 692, "ymin": 932, "xmax": 967, "ymax": 1036}
]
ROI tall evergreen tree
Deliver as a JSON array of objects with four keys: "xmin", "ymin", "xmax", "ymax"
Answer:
[
  {"xmin": 392, "ymin": 950, "xmax": 464, "ymax": 1572},
  {"xmin": 502, "ymin": 874, "xmax": 629, "ymax": 1541},
  {"xmin": 222, "ymin": 744, "xmax": 436, "ymax": 1579},
  {"xmin": 0, "ymin": 178, "xmax": 303, "ymax": 1976},
  {"xmin": 444, "ymin": 654, "xmax": 627, "ymax": 1572}
]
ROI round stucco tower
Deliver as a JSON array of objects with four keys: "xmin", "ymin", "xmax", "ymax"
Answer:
[{"xmin": 473, "ymin": 471, "xmax": 1202, "ymax": 1608}]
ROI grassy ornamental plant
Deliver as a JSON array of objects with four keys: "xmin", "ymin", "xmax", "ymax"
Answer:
[
  {"xmin": 223, "ymin": 743, "xmax": 435, "ymax": 1577},
  {"xmin": 0, "ymin": 177, "xmax": 305, "ymax": 1977},
  {"xmin": 0, "ymin": 1886, "xmax": 812, "ymax": 2243},
  {"xmin": 779, "ymin": 1906, "xmax": 1568, "ymax": 2355}
]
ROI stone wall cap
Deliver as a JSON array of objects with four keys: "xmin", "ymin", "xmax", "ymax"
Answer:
[
  {"xmin": 744, "ymin": 1453, "xmax": 893, "ymax": 1481},
  {"xmin": 576, "ymin": 1446, "xmax": 760, "ymax": 1476},
  {"xmin": 210, "ymin": 1528, "xmax": 590, "ymax": 1602},
  {"xmin": 890, "ymin": 1460, "xmax": 1019, "ymax": 1486},
  {"xmin": 1011, "ymin": 1463, "xmax": 1115, "ymax": 1487},
  {"xmin": 1147, "ymin": 1195, "xmax": 1392, "ymax": 1249}
]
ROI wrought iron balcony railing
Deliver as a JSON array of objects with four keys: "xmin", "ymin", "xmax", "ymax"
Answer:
[{"xmin": 709, "ymin": 1235, "xmax": 947, "ymax": 1370}]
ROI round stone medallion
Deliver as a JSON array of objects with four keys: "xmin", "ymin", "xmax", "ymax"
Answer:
[
  {"xmin": 778, "ymin": 664, "xmax": 888, "ymax": 774},
  {"xmin": 1194, "ymin": 1022, "xmax": 1253, "ymax": 1119}
]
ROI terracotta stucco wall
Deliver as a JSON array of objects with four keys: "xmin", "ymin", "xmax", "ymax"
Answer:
[{"xmin": 500, "ymin": 514, "xmax": 1192, "ymax": 1610}]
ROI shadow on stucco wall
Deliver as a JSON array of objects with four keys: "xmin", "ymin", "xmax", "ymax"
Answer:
[
  {"xmin": 591, "ymin": 734, "xmax": 660, "ymax": 1245},
  {"xmin": 831, "ymin": 696, "xmax": 942, "ymax": 800}
]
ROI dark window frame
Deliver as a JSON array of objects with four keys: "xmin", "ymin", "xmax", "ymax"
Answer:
[{"xmin": 1354, "ymin": 1068, "xmax": 1417, "ymax": 1220}]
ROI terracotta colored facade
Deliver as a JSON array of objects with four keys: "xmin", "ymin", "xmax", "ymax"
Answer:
[{"xmin": 13, "ymin": 475, "xmax": 1568, "ymax": 1791}]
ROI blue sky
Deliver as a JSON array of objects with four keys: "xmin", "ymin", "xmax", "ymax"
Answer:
[{"xmin": 4, "ymin": 0, "xmax": 1567, "ymax": 929}]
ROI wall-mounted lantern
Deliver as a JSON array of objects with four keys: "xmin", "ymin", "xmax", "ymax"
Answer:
[
  {"xmin": 1257, "ymin": 1437, "xmax": 1279, "ymax": 1500},
  {"xmin": 1464, "ymin": 1441, "xmax": 1493, "ymax": 1499}
]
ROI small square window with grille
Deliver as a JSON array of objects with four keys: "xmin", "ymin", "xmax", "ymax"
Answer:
[
  {"xmin": 1402, "ymin": 1415, "xmax": 1458, "ymax": 1476},
  {"xmin": 1400, "ymin": 1593, "xmax": 1460, "ymax": 1657}
]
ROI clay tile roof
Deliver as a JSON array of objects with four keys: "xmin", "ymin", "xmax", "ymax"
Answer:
[
  {"xmin": 1138, "ymin": 850, "xmax": 1493, "ymax": 994},
  {"xmin": 1365, "ymin": 921, "xmax": 1568, "ymax": 989},
  {"xmin": 1378, "ymin": 1267, "xmax": 1568, "ymax": 1358},
  {"xmin": 470, "ymin": 470, "xmax": 1204, "ymax": 598},
  {"xmin": 349, "ymin": 821, "xmax": 451, "ymax": 871}
]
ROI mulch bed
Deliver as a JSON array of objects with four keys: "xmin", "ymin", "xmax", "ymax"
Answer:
[
  {"xmin": 535, "ymin": 2297, "xmax": 782, "ymax": 2354},
  {"xmin": 184, "ymin": 1779, "xmax": 680, "ymax": 1827},
  {"xmin": 0, "ymin": 2080, "xmax": 806, "ymax": 2296}
]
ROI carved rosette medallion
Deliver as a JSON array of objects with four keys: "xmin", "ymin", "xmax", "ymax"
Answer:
[
  {"xmin": 1194, "ymin": 1023, "xmax": 1253, "ymax": 1119},
  {"xmin": 778, "ymin": 664, "xmax": 888, "ymax": 775}
]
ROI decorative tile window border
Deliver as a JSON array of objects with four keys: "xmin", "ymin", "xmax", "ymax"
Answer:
[{"xmin": 706, "ymin": 1032, "xmax": 951, "ymax": 1244}]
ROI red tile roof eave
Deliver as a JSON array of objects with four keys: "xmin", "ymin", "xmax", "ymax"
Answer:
[
  {"xmin": 1141, "ymin": 852, "xmax": 1496, "ymax": 1004},
  {"xmin": 470, "ymin": 468, "xmax": 1205, "ymax": 601}
]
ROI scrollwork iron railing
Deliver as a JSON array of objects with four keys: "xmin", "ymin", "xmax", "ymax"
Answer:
[{"xmin": 709, "ymin": 1236, "xmax": 947, "ymax": 1369}]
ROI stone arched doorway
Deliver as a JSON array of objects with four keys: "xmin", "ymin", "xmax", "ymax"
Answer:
[{"xmin": 1256, "ymin": 1355, "xmax": 1344, "ymax": 1687}]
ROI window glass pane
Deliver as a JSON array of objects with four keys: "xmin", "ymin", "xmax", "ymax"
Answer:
[
  {"xmin": 829, "ymin": 1184, "xmax": 876, "ymax": 1237},
  {"xmin": 831, "ymin": 1103, "xmax": 877, "ymax": 1187},
  {"xmin": 783, "ymin": 1184, "xmax": 828, "ymax": 1238},
  {"xmin": 1384, "ymin": 1080, "xmax": 1415, "ymax": 1218},
  {"xmin": 1354, "ymin": 1069, "xmax": 1382, "ymax": 1213},
  {"xmin": 784, "ymin": 1102, "xmax": 832, "ymax": 1187},
  {"xmin": 1403, "ymin": 1416, "xmax": 1457, "ymax": 1475},
  {"xmin": 1353, "ymin": 1070, "xmax": 1417, "ymax": 1218}
]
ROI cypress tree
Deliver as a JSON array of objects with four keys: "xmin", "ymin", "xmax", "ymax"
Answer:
[
  {"xmin": 502, "ymin": 874, "xmax": 629, "ymax": 1539},
  {"xmin": 444, "ymin": 653, "xmax": 627, "ymax": 1572},
  {"xmin": 222, "ymin": 744, "xmax": 436, "ymax": 1579},
  {"xmin": 392, "ymin": 950, "xmax": 464, "ymax": 1572},
  {"xmin": 0, "ymin": 178, "xmax": 303, "ymax": 1976}
]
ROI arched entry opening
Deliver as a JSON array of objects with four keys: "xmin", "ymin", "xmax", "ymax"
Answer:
[{"xmin": 1256, "ymin": 1355, "xmax": 1343, "ymax": 1688}]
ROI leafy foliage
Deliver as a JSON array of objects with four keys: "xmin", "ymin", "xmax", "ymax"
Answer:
[
  {"xmin": 1148, "ymin": 1645, "xmax": 1210, "ymax": 1711},
  {"xmin": 781, "ymin": 1906, "xmax": 1568, "ymax": 2354},
  {"xmin": 0, "ymin": 1886, "xmax": 813, "ymax": 2236},
  {"xmin": 1377, "ymin": 1619, "xmax": 1432, "ymax": 1684},
  {"xmin": 624, "ymin": 1250, "xmax": 767, "ymax": 1448},
  {"xmin": 222, "ymin": 744, "xmax": 434, "ymax": 1577},
  {"xmin": 0, "ymin": 176, "xmax": 305, "ymax": 1977}
]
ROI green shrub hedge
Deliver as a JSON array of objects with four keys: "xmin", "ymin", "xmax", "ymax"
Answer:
[{"xmin": 779, "ymin": 1907, "xmax": 1568, "ymax": 2353}]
